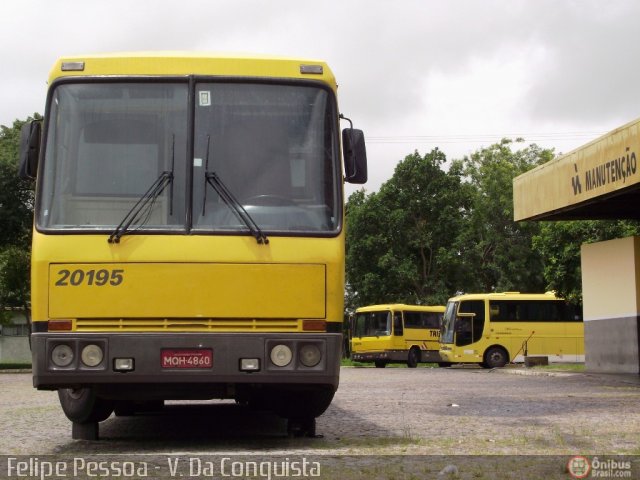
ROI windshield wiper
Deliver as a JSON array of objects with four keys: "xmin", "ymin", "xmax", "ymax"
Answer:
[
  {"xmin": 202, "ymin": 135, "xmax": 268, "ymax": 245},
  {"xmin": 108, "ymin": 136, "xmax": 175, "ymax": 244}
]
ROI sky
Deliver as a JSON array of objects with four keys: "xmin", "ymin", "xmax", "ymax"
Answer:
[{"xmin": 3, "ymin": 0, "xmax": 640, "ymax": 193}]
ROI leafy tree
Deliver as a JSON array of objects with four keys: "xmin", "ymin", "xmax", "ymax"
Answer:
[
  {"xmin": 532, "ymin": 220, "xmax": 640, "ymax": 305},
  {"xmin": 455, "ymin": 139, "xmax": 553, "ymax": 293},
  {"xmin": 0, "ymin": 246, "xmax": 31, "ymax": 321},
  {"xmin": 0, "ymin": 117, "xmax": 38, "ymax": 248},
  {"xmin": 346, "ymin": 148, "xmax": 471, "ymax": 307},
  {"xmin": 0, "ymin": 116, "xmax": 39, "ymax": 321},
  {"xmin": 345, "ymin": 140, "xmax": 559, "ymax": 312}
]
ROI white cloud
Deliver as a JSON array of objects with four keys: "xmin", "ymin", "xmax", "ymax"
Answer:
[{"xmin": 2, "ymin": 0, "xmax": 639, "ymax": 192}]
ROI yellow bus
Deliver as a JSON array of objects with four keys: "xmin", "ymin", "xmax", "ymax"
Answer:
[
  {"xmin": 350, "ymin": 304, "xmax": 445, "ymax": 368},
  {"xmin": 439, "ymin": 292, "xmax": 584, "ymax": 368},
  {"xmin": 19, "ymin": 52, "xmax": 367, "ymax": 439}
]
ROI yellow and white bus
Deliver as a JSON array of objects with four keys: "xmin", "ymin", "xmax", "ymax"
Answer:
[
  {"xmin": 439, "ymin": 292, "xmax": 584, "ymax": 368},
  {"xmin": 351, "ymin": 304, "xmax": 445, "ymax": 368},
  {"xmin": 19, "ymin": 52, "xmax": 367, "ymax": 439}
]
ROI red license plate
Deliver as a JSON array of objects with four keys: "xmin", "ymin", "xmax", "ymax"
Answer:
[{"xmin": 161, "ymin": 349, "xmax": 213, "ymax": 369}]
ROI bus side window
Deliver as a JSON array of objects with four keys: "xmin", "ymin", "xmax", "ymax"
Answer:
[
  {"xmin": 424, "ymin": 312, "xmax": 440, "ymax": 329},
  {"xmin": 393, "ymin": 312, "xmax": 403, "ymax": 336}
]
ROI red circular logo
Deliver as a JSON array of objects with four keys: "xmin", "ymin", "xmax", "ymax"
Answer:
[{"xmin": 567, "ymin": 456, "xmax": 591, "ymax": 479}]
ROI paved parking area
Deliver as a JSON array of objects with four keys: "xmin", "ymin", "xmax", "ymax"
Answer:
[{"xmin": 0, "ymin": 367, "xmax": 638, "ymax": 478}]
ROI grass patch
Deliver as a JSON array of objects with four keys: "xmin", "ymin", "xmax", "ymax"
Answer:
[
  {"xmin": 340, "ymin": 358, "xmax": 368, "ymax": 367},
  {"xmin": 0, "ymin": 362, "xmax": 32, "ymax": 370},
  {"xmin": 340, "ymin": 358, "xmax": 439, "ymax": 368},
  {"xmin": 531, "ymin": 363, "xmax": 585, "ymax": 372}
]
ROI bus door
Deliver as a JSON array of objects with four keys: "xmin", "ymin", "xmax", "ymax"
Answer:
[
  {"xmin": 393, "ymin": 311, "xmax": 404, "ymax": 350},
  {"xmin": 454, "ymin": 300, "xmax": 486, "ymax": 360}
]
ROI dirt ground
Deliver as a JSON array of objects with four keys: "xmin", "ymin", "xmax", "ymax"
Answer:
[{"xmin": 0, "ymin": 366, "xmax": 638, "ymax": 479}]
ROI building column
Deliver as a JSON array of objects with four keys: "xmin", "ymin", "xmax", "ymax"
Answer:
[{"xmin": 581, "ymin": 236, "xmax": 640, "ymax": 374}]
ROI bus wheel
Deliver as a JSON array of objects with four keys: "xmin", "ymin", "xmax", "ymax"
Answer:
[
  {"xmin": 407, "ymin": 348, "xmax": 420, "ymax": 368},
  {"xmin": 58, "ymin": 388, "xmax": 114, "ymax": 423},
  {"xmin": 374, "ymin": 360, "xmax": 387, "ymax": 368},
  {"xmin": 483, "ymin": 347, "xmax": 508, "ymax": 369}
]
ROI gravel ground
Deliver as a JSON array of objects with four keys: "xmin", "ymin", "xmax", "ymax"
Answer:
[{"xmin": 0, "ymin": 367, "xmax": 638, "ymax": 478}]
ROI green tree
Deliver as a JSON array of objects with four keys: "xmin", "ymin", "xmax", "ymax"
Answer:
[
  {"xmin": 455, "ymin": 139, "xmax": 553, "ymax": 293},
  {"xmin": 0, "ymin": 116, "xmax": 39, "ymax": 321},
  {"xmin": 0, "ymin": 117, "xmax": 38, "ymax": 248},
  {"xmin": 532, "ymin": 220, "xmax": 640, "ymax": 305},
  {"xmin": 0, "ymin": 246, "xmax": 31, "ymax": 321},
  {"xmin": 346, "ymin": 149, "xmax": 471, "ymax": 308}
]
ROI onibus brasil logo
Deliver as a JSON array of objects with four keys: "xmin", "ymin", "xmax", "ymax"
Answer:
[{"xmin": 567, "ymin": 456, "xmax": 633, "ymax": 478}]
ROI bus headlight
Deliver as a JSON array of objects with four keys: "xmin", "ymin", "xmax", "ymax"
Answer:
[
  {"xmin": 81, "ymin": 344, "xmax": 104, "ymax": 367},
  {"xmin": 270, "ymin": 344, "xmax": 292, "ymax": 367},
  {"xmin": 299, "ymin": 344, "xmax": 321, "ymax": 367},
  {"xmin": 51, "ymin": 344, "xmax": 74, "ymax": 367}
]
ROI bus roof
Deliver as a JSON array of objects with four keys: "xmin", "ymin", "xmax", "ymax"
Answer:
[
  {"xmin": 355, "ymin": 304, "xmax": 445, "ymax": 313},
  {"xmin": 48, "ymin": 52, "xmax": 336, "ymax": 88},
  {"xmin": 446, "ymin": 292, "xmax": 560, "ymax": 302}
]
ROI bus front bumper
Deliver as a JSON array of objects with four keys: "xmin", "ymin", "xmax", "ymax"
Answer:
[
  {"xmin": 351, "ymin": 351, "xmax": 398, "ymax": 363},
  {"xmin": 352, "ymin": 350, "xmax": 441, "ymax": 363},
  {"xmin": 31, "ymin": 332, "xmax": 341, "ymax": 392},
  {"xmin": 438, "ymin": 348, "xmax": 454, "ymax": 362}
]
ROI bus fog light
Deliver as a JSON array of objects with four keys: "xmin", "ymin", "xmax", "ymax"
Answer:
[
  {"xmin": 51, "ymin": 344, "xmax": 74, "ymax": 367},
  {"xmin": 114, "ymin": 358, "xmax": 134, "ymax": 371},
  {"xmin": 240, "ymin": 358, "xmax": 260, "ymax": 371},
  {"xmin": 81, "ymin": 344, "xmax": 103, "ymax": 367},
  {"xmin": 299, "ymin": 344, "xmax": 321, "ymax": 367},
  {"xmin": 270, "ymin": 345, "xmax": 292, "ymax": 367}
]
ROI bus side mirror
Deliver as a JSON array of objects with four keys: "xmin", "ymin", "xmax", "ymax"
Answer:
[
  {"xmin": 19, "ymin": 120, "xmax": 42, "ymax": 180},
  {"xmin": 342, "ymin": 128, "xmax": 367, "ymax": 184}
]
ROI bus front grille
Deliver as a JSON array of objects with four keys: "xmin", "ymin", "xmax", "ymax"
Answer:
[{"xmin": 74, "ymin": 318, "xmax": 301, "ymax": 332}]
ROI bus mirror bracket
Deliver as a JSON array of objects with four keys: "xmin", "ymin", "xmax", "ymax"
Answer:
[{"xmin": 19, "ymin": 120, "xmax": 42, "ymax": 180}]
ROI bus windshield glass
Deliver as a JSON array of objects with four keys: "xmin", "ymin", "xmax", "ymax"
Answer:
[
  {"xmin": 353, "ymin": 311, "xmax": 392, "ymax": 338},
  {"xmin": 39, "ymin": 83, "xmax": 189, "ymax": 231},
  {"xmin": 441, "ymin": 301, "xmax": 458, "ymax": 344},
  {"xmin": 38, "ymin": 81, "xmax": 340, "ymax": 235},
  {"xmin": 194, "ymin": 83, "xmax": 339, "ymax": 234}
]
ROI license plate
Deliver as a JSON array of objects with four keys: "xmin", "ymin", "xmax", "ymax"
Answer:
[{"xmin": 161, "ymin": 349, "xmax": 213, "ymax": 369}]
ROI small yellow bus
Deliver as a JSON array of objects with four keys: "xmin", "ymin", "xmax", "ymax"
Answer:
[
  {"xmin": 439, "ymin": 292, "xmax": 584, "ymax": 368},
  {"xmin": 351, "ymin": 304, "xmax": 445, "ymax": 368}
]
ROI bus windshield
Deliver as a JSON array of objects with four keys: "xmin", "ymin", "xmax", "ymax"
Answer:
[
  {"xmin": 38, "ymin": 81, "xmax": 340, "ymax": 235},
  {"xmin": 441, "ymin": 301, "xmax": 458, "ymax": 344},
  {"xmin": 353, "ymin": 311, "xmax": 392, "ymax": 338}
]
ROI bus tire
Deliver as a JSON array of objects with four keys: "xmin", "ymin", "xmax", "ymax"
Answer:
[
  {"xmin": 374, "ymin": 360, "xmax": 387, "ymax": 368},
  {"xmin": 58, "ymin": 387, "xmax": 114, "ymax": 424},
  {"xmin": 407, "ymin": 347, "xmax": 420, "ymax": 368},
  {"xmin": 483, "ymin": 347, "xmax": 508, "ymax": 369}
]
